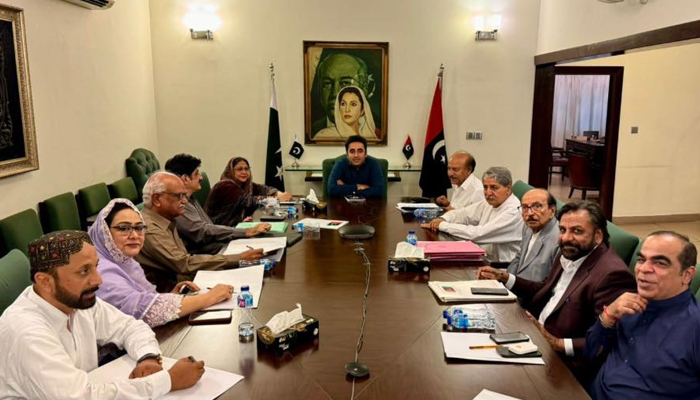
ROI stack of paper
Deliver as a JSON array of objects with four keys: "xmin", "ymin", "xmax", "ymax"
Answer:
[
  {"xmin": 428, "ymin": 280, "xmax": 516, "ymax": 303},
  {"xmin": 441, "ymin": 332, "xmax": 544, "ymax": 365},
  {"xmin": 417, "ymin": 240, "xmax": 485, "ymax": 261},
  {"xmin": 396, "ymin": 202, "xmax": 440, "ymax": 213},
  {"xmin": 88, "ymin": 355, "xmax": 244, "ymax": 399},
  {"xmin": 296, "ymin": 218, "xmax": 348, "ymax": 230},
  {"xmin": 235, "ymin": 221, "xmax": 288, "ymax": 233},
  {"xmin": 193, "ymin": 265, "xmax": 265, "ymax": 309}
]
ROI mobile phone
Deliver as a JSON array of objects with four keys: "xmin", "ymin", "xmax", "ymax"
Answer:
[
  {"xmin": 470, "ymin": 287, "xmax": 509, "ymax": 296},
  {"xmin": 188, "ymin": 310, "xmax": 232, "ymax": 326},
  {"xmin": 489, "ymin": 332, "xmax": 529, "ymax": 345}
]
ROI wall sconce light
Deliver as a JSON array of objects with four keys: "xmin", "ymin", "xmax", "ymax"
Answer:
[
  {"xmin": 183, "ymin": 4, "xmax": 221, "ymax": 40},
  {"xmin": 474, "ymin": 14, "xmax": 501, "ymax": 41}
]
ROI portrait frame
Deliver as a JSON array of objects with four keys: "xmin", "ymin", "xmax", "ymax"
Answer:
[
  {"xmin": 0, "ymin": 4, "xmax": 37, "ymax": 179},
  {"xmin": 303, "ymin": 41, "xmax": 389, "ymax": 146}
]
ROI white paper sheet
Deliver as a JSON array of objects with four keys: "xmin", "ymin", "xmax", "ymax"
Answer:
[
  {"xmin": 88, "ymin": 355, "xmax": 243, "ymax": 400},
  {"xmin": 428, "ymin": 280, "xmax": 517, "ymax": 303},
  {"xmin": 396, "ymin": 202, "xmax": 439, "ymax": 209},
  {"xmin": 296, "ymin": 218, "xmax": 349, "ymax": 230},
  {"xmin": 223, "ymin": 237, "xmax": 287, "ymax": 255},
  {"xmin": 193, "ymin": 265, "xmax": 264, "ymax": 309},
  {"xmin": 440, "ymin": 332, "xmax": 544, "ymax": 365},
  {"xmin": 473, "ymin": 389, "xmax": 523, "ymax": 400}
]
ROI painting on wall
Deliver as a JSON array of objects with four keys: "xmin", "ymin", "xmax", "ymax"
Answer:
[
  {"xmin": 304, "ymin": 41, "xmax": 388, "ymax": 146},
  {"xmin": 0, "ymin": 4, "xmax": 37, "ymax": 179}
]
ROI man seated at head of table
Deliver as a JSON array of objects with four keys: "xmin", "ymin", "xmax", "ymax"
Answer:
[
  {"xmin": 422, "ymin": 166, "xmax": 524, "ymax": 263},
  {"xmin": 434, "ymin": 151, "xmax": 484, "ymax": 211},
  {"xmin": 585, "ymin": 231, "xmax": 699, "ymax": 400},
  {"xmin": 164, "ymin": 153, "xmax": 271, "ymax": 255},
  {"xmin": 328, "ymin": 135, "xmax": 385, "ymax": 198},
  {"xmin": 0, "ymin": 231, "xmax": 204, "ymax": 399},
  {"xmin": 135, "ymin": 171, "xmax": 264, "ymax": 292},
  {"xmin": 507, "ymin": 188, "xmax": 560, "ymax": 282},
  {"xmin": 477, "ymin": 200, "xmax": 636, "ymax": 383},
  {"xmin": 89, "ymin": 198, "xmax": 235, "ymax": 327}
]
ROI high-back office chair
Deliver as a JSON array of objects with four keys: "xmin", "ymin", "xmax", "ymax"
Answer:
[
  {"xmin": 192, "ymin": 171, "xmax": 212, "ymax": 206},
  {"xmin": 606, "ymin": 222, "xmax": 639, "ymax": 267},
  {"xmin": 109, "ymin": 177, "xmax": 140, "ymax": 205},
  {"xmin": 549, "ymin": 146, "xmax": 568, "ymax": 184},
  {"xmin": 0, "ymin": 249, "xmax": 32, "ymax": 315},
  {"xmin": 321, "ymin": 155, "xmax": 389, "ymax": 199},
  {"xmin": 77, "ymin": 183, "xmax": 112, "ymax": 229},
  {"xmin": 125, "ymin": 148, "xmax": 160, "ymax": 198},
  {"xmin": 0, "ymin": 209, "xmax": 44, "ymax": 257},
  {"xmin": 512, "ymin": 180, "xmax": 535, "ymax": 201},
  {"xmin": 567, "ymin": 153, "xmax": 601, "ymax": 199},
  {"xmin": 39, "ymin": 192, "xmax": 82, "ymax": 232}
]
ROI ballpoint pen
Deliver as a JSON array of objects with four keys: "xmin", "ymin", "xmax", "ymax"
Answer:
[{"xmin": 469, "ymin": 345, "xmax": 503, "ymax": 350}]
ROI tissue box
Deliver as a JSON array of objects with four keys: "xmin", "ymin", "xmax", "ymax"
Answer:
[
  {"xmin": 257, "ymin": 314, "xmax": 319, "ymax": 353},
  {"xmin": 388, "ymin": 257, "xmax": 430, "ymax": 273}
]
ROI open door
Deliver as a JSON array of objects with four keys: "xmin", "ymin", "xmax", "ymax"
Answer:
[{"xmin": 528, "ymin": 66, "xmax": 623, "ymax": 221}]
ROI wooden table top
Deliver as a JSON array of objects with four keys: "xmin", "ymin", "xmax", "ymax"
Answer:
[{"xmin": 155, "ymin": 197, "xmax": 590, "ymax": 400}]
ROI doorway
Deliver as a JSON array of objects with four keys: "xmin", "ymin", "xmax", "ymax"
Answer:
[{"xmin": 529, "ymin": 66, "xmax": 624, "ymax": 220}]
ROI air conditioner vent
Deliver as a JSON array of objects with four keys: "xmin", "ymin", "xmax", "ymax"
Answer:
[{"xmin": 60, "ymin": 0, "xmax": 115, "ymax": 10}]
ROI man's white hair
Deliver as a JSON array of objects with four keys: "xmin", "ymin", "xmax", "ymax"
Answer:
[{"xmin": 142, "ymin": 171, "xmax": 180, "ymax": 208}]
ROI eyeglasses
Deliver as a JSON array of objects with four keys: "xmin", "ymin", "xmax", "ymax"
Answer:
[
  {"xmin": 111, "ymin": 224, "xmax": 147, "ymax": 235},
  {"xmin": 518, "ymin": 204, "xmax": 545, "ymax": 213},
  {"xmin": 158, "ymin": 192, "xmax": 188, "ymax": 201},
  {"xmin": 233, "ymin": 167, "xmax": 251, "ymax": 173}
]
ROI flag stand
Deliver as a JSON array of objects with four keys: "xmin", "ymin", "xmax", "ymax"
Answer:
[{"xmin": 292, "ymin": 159, "xmax": 299, "ymax": 169}]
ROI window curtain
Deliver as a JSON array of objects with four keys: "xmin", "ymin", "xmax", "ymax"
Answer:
[{"xmin": 551, "ymin": 75, "xmax": 610, "ymax": 148}]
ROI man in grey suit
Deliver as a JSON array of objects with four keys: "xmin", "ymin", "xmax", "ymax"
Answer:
[{"xmin": 507, "ymin": 189, "xmax": 559, "ymax": 282}]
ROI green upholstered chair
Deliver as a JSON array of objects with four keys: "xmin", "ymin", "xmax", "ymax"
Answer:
[
  {"xmin": 691, "ymin": 267, "xmax": 700, "ymax": 295},
  {"xmin": 39, "ymin": 192, "xmax": 82, "ymax": 232},
  {"xmin": 321, "ymin": 155, "xmax": 389, "ymax": 199},
  {"xmin": 108, "ymin": 177, "xmax": 140, "ymax": 204},
  {"xmin": 0, "ymin": 249, "xmax": 32, "ymax": 315},
  {"xmin": 0, "ymin": 209, "xmax": 44, "ymax": 257},
  {"xmin": 192, "ymin": 171, "xmax": 212, "ymax": 206},
  {"xmin": 695, "ymin": 284, "xmax": 700, "ymax": 301},
  {"xmin": 77, "ymin": 183, "xmax": 111, "ymax": 229},
  {"xmin": 125, "ymin": 148, "xmax": 160, "ymax": 198},
  {"xmin": 511, "ymin": 180, "xmax": 535, "ymax": 201},
  {"xmin": 607, "ymin": 222, "xmax": 640, "ymax": 267}
]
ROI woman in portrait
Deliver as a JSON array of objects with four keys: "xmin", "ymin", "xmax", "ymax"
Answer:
[
  {"xmin": 205, "ymin": 157, "xmax": 293, "ymax": 226},
  {"xmin": 315, "ymin": 86, "xmax": 378, "ymax": 140},
  {"xmin": 89, "ymin": 199, "xmax": 234, "ymax": 328}
]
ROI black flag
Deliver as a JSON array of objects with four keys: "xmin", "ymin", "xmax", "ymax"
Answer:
[
  {"xmin": 264, "ymin": 79, "xmax": 285, "ymax": 191},
  {"xmin": 402, "ymin": 135, "xmax": 414, "ymax": 160},
  {"xmin": 289, "ymin": 137, "xmax": 305, "ymax": 160},
  {"xmin": 419, "ymin": 80, "xmax": 450, "ymax": 197}
]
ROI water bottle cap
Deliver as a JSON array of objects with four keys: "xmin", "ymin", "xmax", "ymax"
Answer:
[
  {"xmin": 241, "ymin": 285, "xmax": 250, "ymax": 291},
  {"xmin": 408, "ymin": 230, "xmax": 416, "ymax": 234},
  {"xmin": 443, "ymin": 309, "xmax": 449, "ymax": 318}
]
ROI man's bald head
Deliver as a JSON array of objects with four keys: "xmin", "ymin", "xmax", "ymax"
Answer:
[{"xmin": 447, "ymin": 151, "xmax": 476, "ymax": 186}]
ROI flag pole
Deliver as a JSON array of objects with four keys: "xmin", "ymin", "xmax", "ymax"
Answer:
[{"xmin": 291, "ymin": 134, "xmax": 299, "ymax": 169}]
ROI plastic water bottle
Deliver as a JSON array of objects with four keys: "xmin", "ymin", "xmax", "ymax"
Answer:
[
  {"xmin": 238, "ymin": 285, "xmax": 254, "ymax": 342},
  {"xmin": 405, "ymin": 230, "xmax": 418, "ymax": 246}
]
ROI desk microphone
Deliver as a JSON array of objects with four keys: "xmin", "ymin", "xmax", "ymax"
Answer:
[{"xmin": 345, "ymin": 241, "xmax": 371, "ymax": 386}]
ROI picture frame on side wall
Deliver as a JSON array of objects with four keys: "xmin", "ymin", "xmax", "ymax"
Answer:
[
  {"xmin": 304, "ymin": 41, "xmax": 388, "ymax": 146},
  {"xmin": 0, "ymin": 4, "xmax": 37, "ymax": 179}
]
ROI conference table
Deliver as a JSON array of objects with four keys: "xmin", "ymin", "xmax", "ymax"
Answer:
[{"xmin": 154, "ymin": 197, "xmax": 590, "ymax": 400}]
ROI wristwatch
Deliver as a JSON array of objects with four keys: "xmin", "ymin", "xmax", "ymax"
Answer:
[{"xmin": 137, "ymin": 353, "xmax": 163, "ymax": 365}]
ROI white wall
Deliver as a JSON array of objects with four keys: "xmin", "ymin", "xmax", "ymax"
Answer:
[
  {"xmin": 0, "ymin": 0, "xmax": 158, "ymax": 218},
  {"xmin": 569, "ymin": 43, "xmax": 700, "ymax": 217},
  {"xmin": 538, "ymin": 0, "xmax": 700, "ymax": 55},
  {"xmin": 149, "ymin": 0, "xmax": 540, "ymax": 197}
]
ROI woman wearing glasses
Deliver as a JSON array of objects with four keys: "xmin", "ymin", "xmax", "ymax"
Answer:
[
  {"xmin": 205, "ymin": 157, "xmax": 293, "ymax": 226},
  {"xmin": 88, "ymin": 198, "xmax": 233, "ymax": 327}
]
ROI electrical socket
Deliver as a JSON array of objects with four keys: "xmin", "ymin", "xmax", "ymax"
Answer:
[
  {"xmin": 631, "ymin": 126, "xmax": 639, "ymax": 134},
  {"xmin": 466, "ymin": 131, "xmax": 483, "ymax": 140}
]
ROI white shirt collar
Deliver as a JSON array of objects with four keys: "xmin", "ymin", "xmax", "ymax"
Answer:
[
  {"xmin": 559, "ymin": 245, "xmax": 598, "ymax": 272},
  {"xmin": 27, "ymin": 285, "xmax": 71, "ymax": 331}
]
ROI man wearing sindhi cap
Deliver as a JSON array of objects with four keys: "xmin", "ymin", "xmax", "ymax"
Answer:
[{"xmin": 0, "ymin": 230, "xmax": 204, "ymax": 399}]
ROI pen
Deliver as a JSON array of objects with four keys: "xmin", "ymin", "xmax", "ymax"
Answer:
[
  {"xmin": 246, "ymin": 245, "xmax": 255, "ymax": 250},
  {"xmin": 469, "ymin": 345, "xmax": 503, "ymax": 350},
  {"xmin": 187, "ymin": 356, "xmax": 197, "ymax": 362}
]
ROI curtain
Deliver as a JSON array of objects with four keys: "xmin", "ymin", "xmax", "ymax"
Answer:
[{"xmin": 551, "ymin": 75, "xmax": 610, "ymax": 148}]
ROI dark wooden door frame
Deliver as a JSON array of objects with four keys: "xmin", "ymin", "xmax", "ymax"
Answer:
[
  {"xmin": 528, "ymin": 20, "xmax": 700, "ymax": 220},
  {"xmin": 528, "ymin": 67, "xmax": 623, "ymax": 220}
]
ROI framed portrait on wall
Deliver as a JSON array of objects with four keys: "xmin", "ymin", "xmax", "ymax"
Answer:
[
  {"xmin": 0, "ymin": 4, "xmax": 37, "ymax": 179},
  {"xmin": 304, "ymin": 41, "xmax": 388, "ymax": 146}
]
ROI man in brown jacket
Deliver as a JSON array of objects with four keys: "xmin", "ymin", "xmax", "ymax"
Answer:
[
  {"xmin": 136, "ymin": 172, "xmax": 263, "ymax": 292},
  {"xmin": 478, "ymin": 200, "xmax": 636, "ymax": 383}
]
